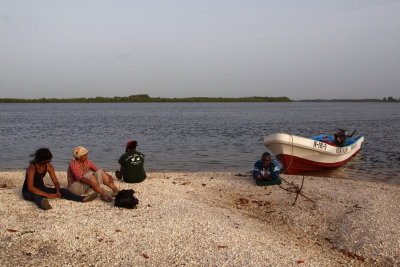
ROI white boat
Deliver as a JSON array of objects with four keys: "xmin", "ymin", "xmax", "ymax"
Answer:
[{"xmin": 263, "ymin": 131, "xmax": 364, "ymax": 175}]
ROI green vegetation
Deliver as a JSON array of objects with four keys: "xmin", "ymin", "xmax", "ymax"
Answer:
[
  {"xmin": 1, "ymin": 95, "xmax": 398, "ymax": 103},
  {"xmin": 0, "ymin": 94, "xmax": 291, "ymax": 103}
]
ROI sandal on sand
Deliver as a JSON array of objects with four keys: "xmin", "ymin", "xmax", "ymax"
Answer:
[
  {"xmin": 84, "ymin": 192, "xmax": 98, "ymax": 202},
  {"xmin": 101, "ymin": 194, "xmax": 113, "ymax": 202},
  {"xmin": 41, "ymin": 198, "xmax": 52, "ymax": 210}
]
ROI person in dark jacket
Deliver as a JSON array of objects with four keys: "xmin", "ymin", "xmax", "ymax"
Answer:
[
  {"xmin": 252, "ymin": 152, "xmax": 282, "ymax": 186},
  {"xmin": 116, "ymin": 140, "xmax": 146, "ymax": 183}
]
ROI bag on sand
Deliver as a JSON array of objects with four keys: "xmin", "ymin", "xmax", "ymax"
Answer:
[{"xmin": 114, "ymin": 189, "xmax": 139, "ymax": 209}]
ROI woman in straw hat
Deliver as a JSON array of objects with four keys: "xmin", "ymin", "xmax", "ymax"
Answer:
[{"xmin": 67, "ymin": 146, "xmax": 119, "ymax": 202}]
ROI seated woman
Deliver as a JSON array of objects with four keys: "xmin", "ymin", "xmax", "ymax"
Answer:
[
  {"xmin": 67, "ymin": 146, "xmax": 120, "ymax": 202},
  {"xmin": 22, "ymin": 148, "xmax": 98, "ymax": 210},
  {"xmin": 252, "ymin": 152, "xmax": 282, "ymax": 186}
]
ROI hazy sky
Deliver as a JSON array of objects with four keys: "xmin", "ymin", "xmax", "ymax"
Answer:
[{"xmin": 1, "ymin": 1, "xmax": 399, "ymax": 100}]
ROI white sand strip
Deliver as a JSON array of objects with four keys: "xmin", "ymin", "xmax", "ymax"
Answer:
[{"xmin": 0, "ymin": 171, "xmax": 399, "ymax": 266}]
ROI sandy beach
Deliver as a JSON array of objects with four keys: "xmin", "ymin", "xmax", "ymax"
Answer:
[{"xmin": 0, "ymin": 171, "xmax": 399, "ymax": 266}]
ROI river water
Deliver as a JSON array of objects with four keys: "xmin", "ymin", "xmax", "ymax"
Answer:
[{"xmin": 0, "ymin": 102, "xmax": 399, "ymax": 185}]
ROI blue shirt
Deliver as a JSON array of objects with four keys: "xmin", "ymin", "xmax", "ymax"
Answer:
[{"xmin": 253, "ymin": 159, "xmax": 280, "ymax": 180}]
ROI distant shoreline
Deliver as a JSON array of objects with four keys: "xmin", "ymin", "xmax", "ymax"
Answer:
[
  {"xmin": 0, "ymin": 94, "xmax": 398, "ymax": 103},
  {"xmin": 0, "ymin": 94, "xmax": 290, "ymax": 103}
]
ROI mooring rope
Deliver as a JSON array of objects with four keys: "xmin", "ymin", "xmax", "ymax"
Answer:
[{"xmin": 279, "ymin": 133, "xmax": 295, "ymax": 184}]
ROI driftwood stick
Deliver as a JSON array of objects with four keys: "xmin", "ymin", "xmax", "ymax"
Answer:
[
  {"xmin": 280, "ymin": 175, "xmax": 315, "ymax": 205},
  {"xmin": 292, "ymin": 188, "xmax": 300, "ymax": 205},
  {"xmin": 291, "ymin": 175, "xmax": 304, "ymax": 205}
]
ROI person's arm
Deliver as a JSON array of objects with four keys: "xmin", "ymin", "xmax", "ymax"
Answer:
[
  {"xmin": 262, "ymin": 174, "xmax": 273, "ymax": 181},
  {"xmin": 26, "ymin": 164, "xmax": 58, "ymax": 199},
  {"xmin": 67, "ymin": 164, "xmax": 74, "ymax": 187},
  {"xmin": 75, "ymin": 174, "xmax": 103, "ymax": 194},
  {"xmin": 118, "ymin": 155, "xmax": 124, "ymax": 168},
  {"xmin": 265, "ymin": 162, "xmax": 280, "ymax": 180},
  {"xmin": 262, "ymin": 169, "xmax": 273, "ymax": 181},
  {"xmin": 253, "ymin": 169, "xmax": 261, "ymax": 179},
  {"xmin": 253, "ymin": 160, "xmax": 263, "ymax": 180},
  {"xmin": 88, "ymin": 159, "xmax": 115, "ymax": 186},
  {"xmin": 47, "ymin": 164, "xmax": 61, "ymax": 198},
  {"xmin": 116, "ymin": 154, "xmax": 125, "ymax": 179},
  {"xmin": 118, "ymin": 154, "xmax": 124, "ymax": 166},
  {"xmin": 87, "ymin": 160, "xmax": 99, "ymax": 172}
]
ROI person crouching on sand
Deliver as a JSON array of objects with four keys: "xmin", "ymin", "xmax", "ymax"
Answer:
[
  {"xmin": 22, "ymin": 148, "xmax": 98, "ymax": 210},
  {"xmin": 67, "ymin": 146, "xmax": 120, "ymax": 202},
  {"xmin": 253, "ymin": 152, "xmax": 282, "ymax": 186}
]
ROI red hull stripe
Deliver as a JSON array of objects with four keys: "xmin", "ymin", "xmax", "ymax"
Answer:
[{"xmin": 277, "ymin": 148, "xmax": 361, "ymax": 175}]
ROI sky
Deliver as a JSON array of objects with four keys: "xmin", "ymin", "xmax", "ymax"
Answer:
[{"xmin": 1, "ymin": 0, "xmax": 399, "ymax": 100}]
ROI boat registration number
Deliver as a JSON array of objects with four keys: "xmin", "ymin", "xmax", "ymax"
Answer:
[
  {"xmin": 313, "ymin": 141, "xmax": 358, "ymax": 154},
  {"xmin": 313, "ymin": 141, "xmax": 328, "ymax": 150}
]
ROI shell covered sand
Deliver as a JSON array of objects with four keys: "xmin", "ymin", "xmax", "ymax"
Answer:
[{"xmin": 0, "ymin": 171, "xmax": 399, "ymax": 266}]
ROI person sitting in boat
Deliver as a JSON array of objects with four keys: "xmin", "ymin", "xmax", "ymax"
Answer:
[
  {"xmin": 252, "ymin": 152, "xmax": 282, "ymax": 186},
  {"xmin": 334, "ymin": 131, "xmax": 348, "ymax": 147}
]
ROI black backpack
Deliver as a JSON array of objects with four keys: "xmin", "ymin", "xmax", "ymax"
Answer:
[{"xmin": 114, "ymin": 189, "xmax": 139, "ymax": 209}]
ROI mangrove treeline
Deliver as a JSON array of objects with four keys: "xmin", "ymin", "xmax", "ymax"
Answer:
[{"xmin": 0, "ymin": 94, "xmax": 291, "ymax": 103}]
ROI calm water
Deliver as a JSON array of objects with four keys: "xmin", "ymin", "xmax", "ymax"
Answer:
[{"xmin": 0, "ymin": 102, "xmax": 399, "ymax": 185}]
